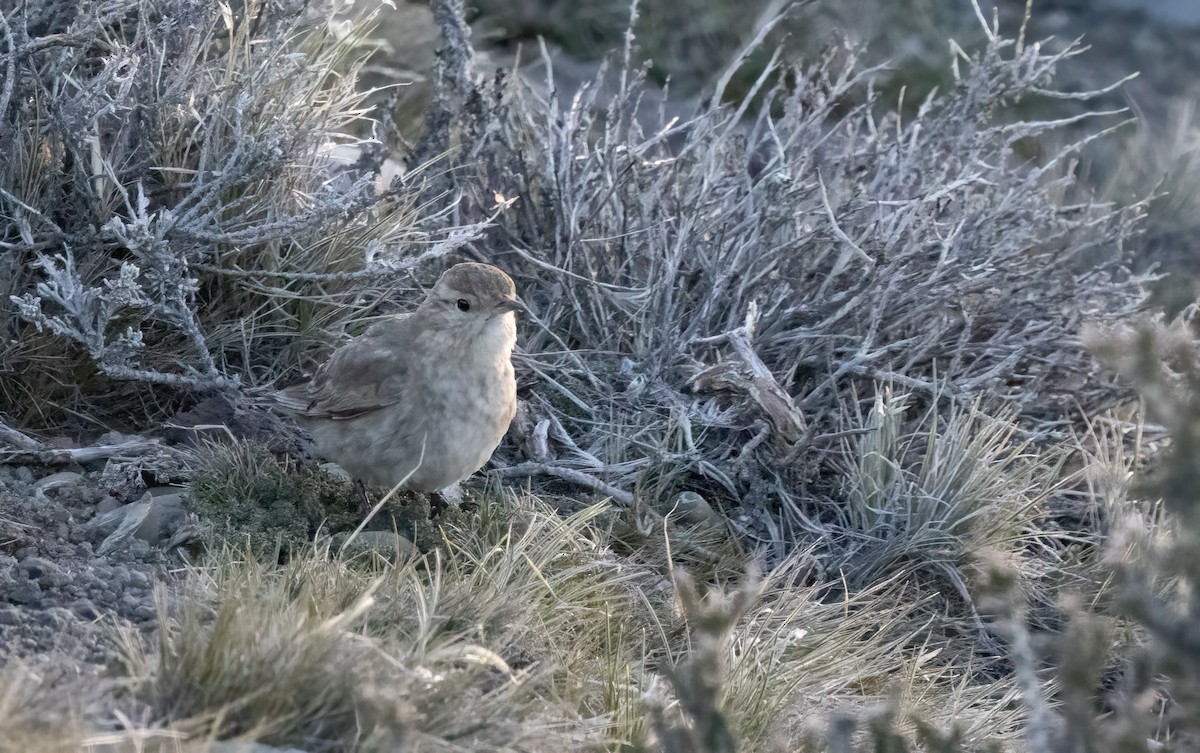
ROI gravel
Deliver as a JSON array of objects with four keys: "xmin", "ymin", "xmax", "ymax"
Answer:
[{"xmin": 0, "ymin": 466, "xmax": 179, "ymax": 667}]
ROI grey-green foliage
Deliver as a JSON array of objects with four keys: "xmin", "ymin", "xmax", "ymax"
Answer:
[
  {"xmin": 428, "ymin": 5, "xmax": 1147, "ymax": 547},
  {"xmin": 772, "ymin": 317, "xmax": 1200, "ymax": 751},
  {"xmin": 1080, "ymin": 316, "xmax": 1200, "ymax": 749},
  {"xmin": 0, "ymin": 0, "xmax": 482, "ymax": 428},
  {"xmin": 1, "ymin": 1, "xmax": 340, "ymax": 383},
  {"xmin": 185, "ymin": 439, "xmax": 362, "ymax": 556}
]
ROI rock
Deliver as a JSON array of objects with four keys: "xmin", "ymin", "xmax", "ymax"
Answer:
[
  {"xmin": 13, "ymin": 466, "xmax": 34, "ymax": 484},
  {"xmin": 335, "ymin": 530, "xmax": 418, "ymax": 562},
  {"xmin": 34, "ymin": 471, "xmax": 86, "ymax": 493},
  {"xmin": 134, "ymin": 492, "xmax": 186, "ymax": 543},
  {"xmin": 87, "ymin": 490, "xmax": 188, "ymax": 553},
  {"xmin": 42, "ymin": 606, "xmax": 75, "ymax": 627},
  {"xmin": 86, "ymin": 503, "xmax": 144, "ymax": 539},
  {"xmin": 71, "ymin": 599, "xmax": 100, "ymax": 620},
  {"xmin": 670, "ymin": 491, "xmax": 721, "ymax": 526},
  {"xmin": 319, "ymin": 462, "xmax": 351, "ymax": 480},
  {"xmin": 19, "ymin": 556, "xmax": 67, "ymax": 587},
  {"xmin": 96, "ymin": 430, "xmax": 141, "ymax": 445},
  {"xmin": 96, "ymin": 495, "xmax": 122, "ymax": 514},
  {"xmin": 6, "ymin": 576, "xmax": 42, "ymax": 606}
]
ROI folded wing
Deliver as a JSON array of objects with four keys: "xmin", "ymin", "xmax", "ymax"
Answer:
[{"xmin": 276, "ymin": 319, "xmax": 413, "ymax": 420}]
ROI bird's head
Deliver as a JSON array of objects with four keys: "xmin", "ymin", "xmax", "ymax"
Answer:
[{"xmin": 418, "ymin": 262, "xmax": 526, "ymax": 345}]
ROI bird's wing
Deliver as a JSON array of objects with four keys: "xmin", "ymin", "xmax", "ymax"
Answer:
[{"xmin": 276, "ymin": 317, "xmax": 414, "ymax": 420}]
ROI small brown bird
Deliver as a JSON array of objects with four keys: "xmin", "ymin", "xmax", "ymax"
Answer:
[{"xmin": 274, "ymin": 263, "xmax": 525, "ymax": 492}]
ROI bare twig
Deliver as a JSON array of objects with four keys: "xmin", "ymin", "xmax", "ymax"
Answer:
[
  {"xmin": 496, "ymin": 462, "xmax": 633, "ymax": 506},
  {"xmin": 0, "ymin": 418, "xmax": 44, "ymax": 451},
  {"xmin": 0, "ymin": 439, "xmax": 167, "ymax": 465}
]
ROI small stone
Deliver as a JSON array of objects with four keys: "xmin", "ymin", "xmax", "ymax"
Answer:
[
  {"xmin": 87, "ymin": 491, "xmax": 187, "ymax": 551},
  {"xmin": 670, "ymin": 491, "xmax": 721, "ymax": 526},
  {"xmin": 96, "ymin": 495, "xmax": 122, "ymax": 514},
  {"xmin": 42, "ymin": 607, "xmax": 75, "ymax": 627},
  {"xmin": 96, "ymin": 430, "xmax": 138, "ymax": 445},
  {"xmin": 7, "ymin": 576, "xmax": 43, "ymax": 606},
  {"xmin": 125, "ymin": 569, "xmax": 151, "ymax": 590},
  {"xmin": 14, "ymin": 466, "xmax": 34, "ymax": 484},
  {"xmin": 133, "ymin": 492, "xmax": 186, "ymax": 546},
  {"xmin": 19, "ymin": 556, "xmax": 66, "ymax": 587},
  {"xmin": 319, "ymin": 462, "xmax": 351, "ymax": 480},
  {"xmin": 34, "ymin": 471, "xmax": 86, "ymax": 493},
  {"xmin": 72, "ymin": 599, "xmax": 100, "ymax": 620}
]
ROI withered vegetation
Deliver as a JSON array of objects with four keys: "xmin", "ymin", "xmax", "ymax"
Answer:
[{"xmin": 2, "ymin": 0, "xmax": 1197, "ymax": 751}]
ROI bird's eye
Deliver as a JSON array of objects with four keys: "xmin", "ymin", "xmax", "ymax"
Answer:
[{"xmin": 456, "ymin": 298, "xmax": 471, "ymax": 312}]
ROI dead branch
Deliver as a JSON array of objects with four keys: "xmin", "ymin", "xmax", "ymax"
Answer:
[
  {"xmin": 0, "ymin": 439, "xmax": 167, "ymax": 465},
  {"xmin": 496, "ymin": 461, "xmax": 634, "ymax": 506}
]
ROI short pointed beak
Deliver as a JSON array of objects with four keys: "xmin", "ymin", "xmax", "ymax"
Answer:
[{"xmin": 496, "ymin": 297, "xmax": 528, "ymax": 315}]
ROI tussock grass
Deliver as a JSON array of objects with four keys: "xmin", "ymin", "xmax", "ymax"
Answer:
[
  {"xmin": 0, "ymin": 666, "xmax": 83, "ymax": 753},
  {"xmin": 825, "ymin": 389, "xmax": 1065, "ymax": 633},
  {"xmin": 119, "ymin": 547, "xmax": 386, "ymax": 751},
  {"xmin": 106, "ymin": 493, "xmax": 1028, "ymax": 751}
]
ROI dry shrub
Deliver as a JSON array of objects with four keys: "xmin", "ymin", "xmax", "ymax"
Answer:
[
  {"xmin": 419, "ymin": 5, "xmax": 1149, "ymax": 556},
  {"xmin": 0, "ymin": 0, "xmax": 484, "ymax": 431}
]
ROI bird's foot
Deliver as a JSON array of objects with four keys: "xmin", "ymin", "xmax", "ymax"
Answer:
[{"xmin": 428, "ymin": 483, "xmax": 463, "ymax": 519}]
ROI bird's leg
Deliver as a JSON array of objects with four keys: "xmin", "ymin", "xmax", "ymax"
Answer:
[
  {"xmin": 354, "ymin": 479, "xmax": 372, "ymax": 517},
  {"xmin": 428, "ymin": 491, "xmax": 446, "ymax": 518},
  {"xmin": 428, "ymin": 483, "xmax": 463, "ymax": 519}
]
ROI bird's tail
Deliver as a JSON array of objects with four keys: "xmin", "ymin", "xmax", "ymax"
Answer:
[{"xmin": 243, "ymin": 384, "xmax": 310, "ymax": 414}]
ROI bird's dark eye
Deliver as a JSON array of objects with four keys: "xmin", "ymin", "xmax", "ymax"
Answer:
[{"xmin": 456, "ymin": 298, "xmax": 471, "ymax": 312}]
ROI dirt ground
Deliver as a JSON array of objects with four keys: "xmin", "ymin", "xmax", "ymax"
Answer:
[{"xmin": 0, "ymin": 464, "xmax": 171, "ymax": 677}]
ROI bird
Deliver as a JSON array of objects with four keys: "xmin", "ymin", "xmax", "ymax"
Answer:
[{"xmin": 273, "ymin": 262, "xmax": 525, "ymax": 493}]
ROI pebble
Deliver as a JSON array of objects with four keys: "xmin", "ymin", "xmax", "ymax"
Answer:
[{"xmin": 34, "ymin": 471, "xmax": 87, "ymax": 493}]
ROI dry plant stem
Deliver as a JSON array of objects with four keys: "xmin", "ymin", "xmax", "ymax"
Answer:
[
  {"xmin": 0, "ymin": 418, "xmax": 45, "ymax": 451},
  {"xmin": 497, "ymin": 461, "xmax": 634, "ymax": 505},
  {"xmin": 690, "ymin": 301, "xmax": 807, "ymax": 443},
  {"xmin": 430, "ymin": 0, "xmax": 475, "ymax": 103},
  {"xmin": 410, "ymin": 0, "xmax": 477, "ymax": 169},
  {"xmin": 1008, "ymin": 604, "xmax": 1054, "ymax": 751},
  {"xmin": 193, "ymin": 217, "xmax": 496, "ymax": 282},
  {"xmin": 0, "ymin": 438, "xmax": 165, "ymax": 465}
]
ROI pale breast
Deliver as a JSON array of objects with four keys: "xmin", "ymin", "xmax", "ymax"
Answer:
[
  {"xmin": 399, "ymin": 341, "xmax": 516, "ymax": 490},
  {"xmin": 301, "ymin": 314, "xmax": 518, "ymax": 492}
]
